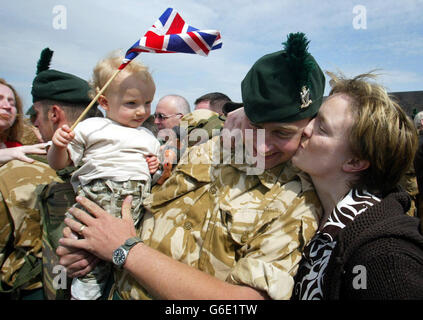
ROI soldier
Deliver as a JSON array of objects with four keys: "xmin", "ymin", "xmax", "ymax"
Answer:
[
  {"xmin": 0, "ymin": 48, "xmax": 101, "ymax": 299},
  {"xmin": 58, "ymin": 33, "xmax": 326, "ymax": 300},
  {"xmin": 155, "ymin": 107, "xmax": 226, "ymax": 185},
  {"xmin": 194, "ymin": 92, "xmax": 231, "ymax": 116}
]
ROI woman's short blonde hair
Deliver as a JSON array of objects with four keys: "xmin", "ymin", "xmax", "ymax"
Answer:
[
  {"xmin": 0, "ymin": 78, "xmax": 24, "ymax": 143},
  {"xmin": 90, "ymin": 51, "xmax": 154, "ymax": 98},
  {"xmin": 327, "ymin": 71, "xmax": 418, "ymax": 195}
]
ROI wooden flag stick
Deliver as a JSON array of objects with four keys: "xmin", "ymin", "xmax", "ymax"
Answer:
[{"xmin": 70, "ymin": 68, "xmax": 121, "ymax": 131}]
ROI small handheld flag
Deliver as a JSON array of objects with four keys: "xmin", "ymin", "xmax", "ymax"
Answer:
[
  {"xmin": 119, "ymin": 7, "xmax": 222, "ymax": 69},
  {"xmin": 70, "ymin": 8, "xmax": 222, "ymax": 131}
]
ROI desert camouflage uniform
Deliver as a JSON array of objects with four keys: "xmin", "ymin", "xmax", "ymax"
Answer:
[
  {"xmin": 179, "ymin": 109, "xmax": 224, "ymax": 148},
  {"xmin": 158, "ymin": 109, "xmax": 224, "ymax": 166},
  {"xmin": 155, "ymin": 109, "xmax": 225, "ymax": 184},
  {"xmin": 0, "ymin": 160, "xmax": 61, "ymax": 294},
  {"xmin": 113, "ymin": 136, "xmax": 322, "ymax": 300}
]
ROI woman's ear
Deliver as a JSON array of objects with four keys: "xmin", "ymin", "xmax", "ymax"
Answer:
[
  {"xmin": 342, "ymin": 157, "xmax": 370, "ymax": 173},
  {"xmin": 97, "ymin": 95, "xmax": 109, "ymax": 111}
]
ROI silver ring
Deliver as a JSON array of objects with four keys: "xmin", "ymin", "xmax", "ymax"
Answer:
[{"xmin": 79, "ymin": 225, "xmax": 86, "ymax": 234}]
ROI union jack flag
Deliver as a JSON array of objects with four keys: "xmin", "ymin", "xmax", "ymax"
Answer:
[{"xmin": 119, "ymin": 8, "xmax": 222, "ymax": 70}]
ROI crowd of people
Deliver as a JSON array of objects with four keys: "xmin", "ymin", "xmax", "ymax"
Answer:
[{"xmin": 0, "ymin": 31, "xmax": 422, "ymax": 301}]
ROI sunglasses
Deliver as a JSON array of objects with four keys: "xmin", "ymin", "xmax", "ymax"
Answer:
[{"xmin": 154, "ymin": 112, "xmax": 183, "ymax": 120}]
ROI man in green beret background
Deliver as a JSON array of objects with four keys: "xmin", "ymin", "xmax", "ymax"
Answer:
[
  {"xmin": 30, "ymin": 68, "xmax": 99, "ymax": 143},
  {"xmin": 57, "ymin": 32, "xmax": 325, "ymax": 300},
  {"xmin": 0, "ymin": 48, "xmax": 101, "ymax": 299}
]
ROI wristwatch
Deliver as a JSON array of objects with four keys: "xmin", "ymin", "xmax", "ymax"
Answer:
[{"xmin": 112, "ymin": 237, "xmax": 143, "ymax": 267}]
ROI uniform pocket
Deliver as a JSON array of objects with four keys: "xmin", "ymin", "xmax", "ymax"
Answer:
[
  {"xmin": 221, "ymin": 207, "xmax": 262, "ymax": 246},
  {"xmin": 221, "ymin": 204, "xmax": 283, "ymax": 247}
]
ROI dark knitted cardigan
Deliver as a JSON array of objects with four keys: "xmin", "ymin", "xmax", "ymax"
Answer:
[{"xmin": 322, "ymin": 191, "xmax": 423, "ymax": 300}]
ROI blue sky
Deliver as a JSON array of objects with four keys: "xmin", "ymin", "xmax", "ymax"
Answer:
[{"xmin": 1, "ymin": 0, "xmax": 422, "ymax": 114}]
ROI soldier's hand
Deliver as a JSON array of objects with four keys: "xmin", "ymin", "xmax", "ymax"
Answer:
[
  {"xmin": 52, "ymin": 124, "xmax": 74, "ymax": 148},
  {"xmin": 56, "ymin": 227, "xmax": 99, "ymax": 278},
  {"xmin": 58, "ymin": 195, "xmax": 137, "ymax": 263}
]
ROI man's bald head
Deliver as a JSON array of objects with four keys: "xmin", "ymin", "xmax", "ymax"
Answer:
[{"xmin": 154, "ymin": 94, "xmax": 190, "ymax": 130}]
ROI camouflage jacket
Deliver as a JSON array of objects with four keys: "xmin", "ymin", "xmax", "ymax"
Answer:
[
  {"xmin": 180, "ymin": 109, "xmax": 224, "ymax": 148},
  {"xmin": 0, "ymin": 160, "xmax": 61, "ymax": 293},
  {"xmin": 113, "ymin": 136, "xmax": 322, "ymax": 300}
]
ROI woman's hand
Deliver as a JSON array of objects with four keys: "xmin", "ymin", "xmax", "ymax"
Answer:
[
  {"xmin": 0, "ymin": 142, "xmax": 48, "ymax": 164},
  {"xmin": 58, "ymin": 195, "xmax": 137, "ymax": 262}
]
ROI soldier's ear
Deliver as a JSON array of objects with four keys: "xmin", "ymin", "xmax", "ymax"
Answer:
[{"xmin": 49, "ymin": 105, "xmax": 65, "ymax": 125}]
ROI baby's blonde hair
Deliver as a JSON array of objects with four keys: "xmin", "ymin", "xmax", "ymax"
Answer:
[{"xmin": 90, "ymin": 51, "xmax": 154, "ymax": 98}]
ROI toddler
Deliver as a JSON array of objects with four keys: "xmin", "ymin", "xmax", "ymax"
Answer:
[{"xmin": 48, "ymin": 54, "xmax": 160, "ymax": 300}]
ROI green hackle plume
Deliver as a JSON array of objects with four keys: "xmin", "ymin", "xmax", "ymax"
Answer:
[
  {"xmin": 36, "ymin": 48, "xmax": 54, "ymax": 75},
  {"xmin": 282, "ymin": 32, "xmax": 314, "ymax": 93}
]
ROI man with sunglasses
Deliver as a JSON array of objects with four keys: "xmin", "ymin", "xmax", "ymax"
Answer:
[{"xmin": 153, "ymin": 95, "xmax": 190, "ymax": 131}]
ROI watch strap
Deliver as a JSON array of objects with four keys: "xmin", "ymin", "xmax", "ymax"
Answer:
[{"xmin": 122, "ymin": 237, "xmax": 143, "ymax": 251}]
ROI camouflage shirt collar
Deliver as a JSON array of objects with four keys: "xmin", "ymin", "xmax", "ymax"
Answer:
[{"xmin": 230, "ymin": 161, "xmax": 299, "ymax": 189}]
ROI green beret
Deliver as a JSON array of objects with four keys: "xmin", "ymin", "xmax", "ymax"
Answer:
[
  {"xmin": 242, "ymin": 32, "xmax": 325, "ymax": 124},
  {"xmin": 31, "ymin": 69, "xmax": 92, "ymax": 105}
]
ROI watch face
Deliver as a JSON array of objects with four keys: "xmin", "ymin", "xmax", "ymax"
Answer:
[{"xmin": 112, "ymin": 248, "xmax": 127, "ymax": 266}]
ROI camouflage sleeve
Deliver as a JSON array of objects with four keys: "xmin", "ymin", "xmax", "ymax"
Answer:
[
  {"xmin": 226, "ymin": 186, "xmax": 320, "ymax": 300},
  {"xmin": 0, "ymin": 160, "xmax": 60, "ymax": 290},
  {"xmin": 179, "ymin": 109, "xmax": 224, "ymax": 149},
  {"xmin": 0, "ymin": 192, "xmax": 13, "ymax": 267}
]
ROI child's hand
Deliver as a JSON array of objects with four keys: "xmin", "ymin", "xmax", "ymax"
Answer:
[
  {"xmin": 145, "ymin": 154, "xmax": 160, "ymax": 174},
  {"xmin": 52, "ymin": 124, "xmax": 75, "ymax": 148}
]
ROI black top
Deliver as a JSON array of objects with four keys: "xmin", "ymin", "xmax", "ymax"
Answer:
[
  {"xmin": 322, "ymin": 191, "xmax": 423, "ymax": 300},
  {"xmin": 414, "ymin": 134, "xmax": 423, "ymax": 194}
]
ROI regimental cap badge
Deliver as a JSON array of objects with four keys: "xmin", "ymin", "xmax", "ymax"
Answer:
[
  {"xmin": 283, "ymin": 33, "xmax": 316, "ymax": 110},
  {"xmin": 300, "ymin": 86, "xmax": 312, "ymax": 109}
]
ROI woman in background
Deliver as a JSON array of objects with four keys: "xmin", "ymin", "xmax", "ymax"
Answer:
[{"xmin": 0, "ymin": 78, "xmax": 47, "ymax": 164}]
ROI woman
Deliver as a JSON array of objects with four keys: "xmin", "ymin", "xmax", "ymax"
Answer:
[
  {"xmin": 291, "ymin": 72, "xmax": 423, "ymax": 300},
  {"xmin": 0, "ymin": 78, "xmax": 47, "ymax": 164}
]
